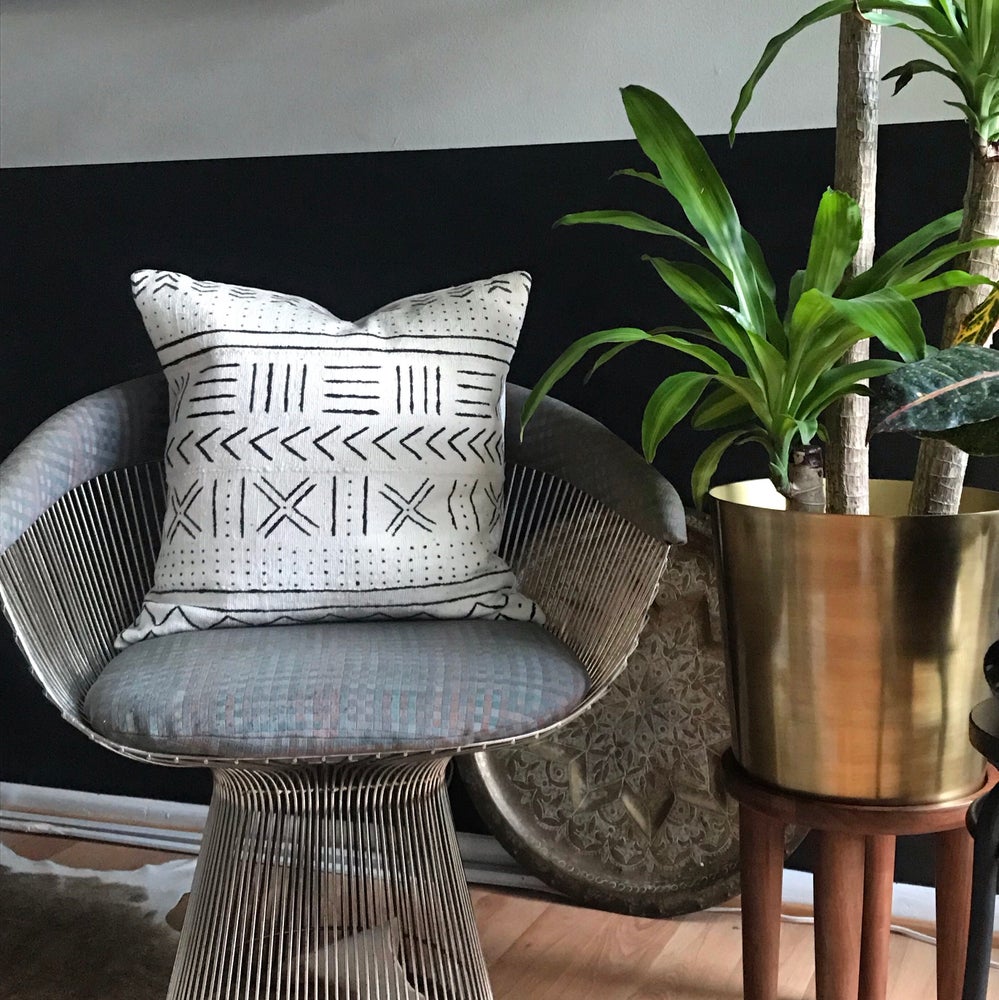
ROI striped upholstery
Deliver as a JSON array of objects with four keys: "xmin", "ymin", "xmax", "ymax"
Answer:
[
  {"xmin": 0, "ymin": 376, "xmax": 169, "ymax": 553},
  {"xmin": 84, "ymin": 620, "xmax": 589, "ymax": 757}
]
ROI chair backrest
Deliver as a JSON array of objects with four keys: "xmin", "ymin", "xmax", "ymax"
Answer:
[{"xmin": 0, "ymin": 374, "xmax": 680, "ymax": 764}]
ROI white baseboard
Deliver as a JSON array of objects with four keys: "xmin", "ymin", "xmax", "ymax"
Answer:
[
  {"xmin": 0, "ymin": 781, "xmax": 547, "ymax": 893},
  {"xmin": 2, "ymin": 781, "xmax": 991, "ymax": 929}
]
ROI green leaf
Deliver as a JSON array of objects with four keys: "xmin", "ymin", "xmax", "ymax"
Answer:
[
  {"xmin": 520, "ymin": 327, "xmax": 650, "ymax": 432},
  {"xmin": 842, "ymin": 210, "xmax": 962, "ymax": 297},
  {"xmin": 783, "ymin": 289, "xmax": 925, "ymax": 414},
  {"xmin": 924, "ymin": 416, "xmax": 999, "ymax": 455},
  {"xmin": 802, "ymin": 189, "xmax": 863, "ymax": 295},
  {"xmin": 584, "ymin": 341, "xmax": 637, "ymax": 382},
  {"xmin": 893, "ymin": 270, "xmax": 997, "ymax": 300},
  {"xmin": 622, "ymin": 86, "xmax": 774, "ymax": 340},
  {"xmin": 869, "ymin": 344, "xmax": 999, "ymax": 436},
  {"xmin": 712, "ymin": 373, "xmax": 773, "ymax": 427},
  {"xmin": 785, "ymin": 269, "xmax": 807, "ymax": 325},
  {"xmin": 643, "ymin": 257, "xmax": 757, "ymax": 366},
  {"xmin": 691, "ymin": 429, "xmax": 756, "ymax": 510},
  {"xmin": 795, "ymin": 415, "xmax": 821, "ymax": 445},
  {"xmin": 624, "ymin": 85, "xmax": 742, "ymax": 259},
  {"xmin": 732, "ymin": 1, "xmax": 994, "ymax": 143},
  {"xmin": 859, "ymin": 3, "xmax": 963, "ymax": 38},
  {"xmin": 730, "ymin": 1, "xmax": 856, "ymax": 140},
  {"xmin": 583, "ymin": 325, "xmax": 723, "ymax": 381},
  {"xmin": 645, "ymin": 329, "xmax": 735, "ymax": 375},
  {"xmin": 691, "ymin": 383, "xmax": 758, "ymax": 430},
  {"xmin": 883, "ymin": 57, "xmax": 962, "ymax": 94},
  {"xmin": 741, "ymin": 227, "xmax": 788, "ymax": 350},
  {"xmin": 611, "ymin": 167, "xmax": 666, "ymax": 189},
  {"xmin": 799, "ymin": 359, "xmax": 904, "ymax": 420},
  {"xmin": 889, "ymin": 235, "xmax": 999, "ymax": 286},
  {"xmin": 815, "ymin": 289, "xmax": 928, "ymax": 363},
  {"xmin": 555, "ymin": 210, "xmax": 725, "ymax": 271},
  {"xmin": 641, "ymin": 372, "xmax": 714, "ymax": 461}
]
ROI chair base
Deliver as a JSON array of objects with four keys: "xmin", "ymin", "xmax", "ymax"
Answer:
[{"xmin": 168, "ymin": 758, "xmax": 492, "ymax": 1000}]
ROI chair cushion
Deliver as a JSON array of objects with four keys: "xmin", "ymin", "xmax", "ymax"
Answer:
[
  {"xmin": 117, "ymin": 269, "xmax": 539, "ymax": 647},
  {"xmin": 86, "ymin": 621, "xmax": 588, "ymax": 758}
]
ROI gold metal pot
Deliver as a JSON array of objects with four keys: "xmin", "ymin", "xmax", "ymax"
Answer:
[{"xmin": 710, "ymin": 479, "xmax": 999, "ymax": 804}]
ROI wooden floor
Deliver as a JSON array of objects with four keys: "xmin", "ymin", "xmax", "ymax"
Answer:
[{"xmin": 2, "ymin": 831, "xmax": 995, "ymax": 1000}]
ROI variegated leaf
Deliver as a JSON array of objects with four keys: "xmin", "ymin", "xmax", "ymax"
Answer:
[
  {"xmin": 870, "ymin": 344, "xmax": 999, "ymax": 437},
  {"xmin": 954, "ymin": 285, "xmax": 999, "ymax": 346}
]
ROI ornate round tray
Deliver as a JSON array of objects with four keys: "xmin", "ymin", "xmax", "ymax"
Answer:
[{"xmin": 458, "ymin": 513, "xmax": 801, "ymax": 917}]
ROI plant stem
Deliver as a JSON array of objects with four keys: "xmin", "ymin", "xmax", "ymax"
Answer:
[
  {"xmin": 824, "ymin": 10, "xmax": 880, "ymax": 516},
  {"xmin": 787, "ymin": 443, "xmax": 826, "ymax": 513},
  {"xmin": 909, "ymin": 137, "xmax": 999, "ymax": 515}
]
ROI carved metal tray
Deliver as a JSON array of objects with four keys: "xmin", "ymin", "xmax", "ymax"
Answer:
[{"xmin": 459, "ymin": 513, "xmax": 801, "ymax": 917}]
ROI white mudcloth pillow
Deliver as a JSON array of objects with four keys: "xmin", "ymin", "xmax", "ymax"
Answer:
[{"xmin": 118, "ymin": 270, "xmax": 539, "ymax": 646}]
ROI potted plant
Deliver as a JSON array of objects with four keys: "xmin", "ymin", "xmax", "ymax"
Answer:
[
  {"xmin": 730, "ymin": 0, "xmax": 999, "ymax": 516},
  {"xmin": 523, "ymin": 83, "xmax": 999, "ymax": 802}
]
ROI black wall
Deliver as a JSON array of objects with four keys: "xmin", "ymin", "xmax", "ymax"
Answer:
[{"xmin": 1, "ymin": 121, "xmax": 995, "ymax": 882}]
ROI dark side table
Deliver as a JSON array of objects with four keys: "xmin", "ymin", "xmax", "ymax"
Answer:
[
  {"xmin": 722, "ymin": 750, "xmax": 997, "ymax": 1000},
  {"xmin": 965, "ymin": 699, "xmax": 999, "ymax": 1000}
]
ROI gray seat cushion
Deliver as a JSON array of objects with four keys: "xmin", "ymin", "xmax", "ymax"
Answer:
[{"xmin": 84, "ymin": 621, "xmax": 588, "ymax": 758}]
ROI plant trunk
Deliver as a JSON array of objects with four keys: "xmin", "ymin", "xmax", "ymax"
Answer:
[
  {"xmin": 909, "ymin": 138, "xmax": 999, "ymax": 515},
  {"xmin": 824, "ymin": 11, "xmax": 880, "ymax": 515},
  {"xmin": 787, "ymin": 443, "xmax": 826, "ymax": 513}
]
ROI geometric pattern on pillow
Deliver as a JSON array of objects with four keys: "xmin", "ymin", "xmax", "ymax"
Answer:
[{"xmin": 117, "ymin": 270, "xmax": 539, "ymax": 647}]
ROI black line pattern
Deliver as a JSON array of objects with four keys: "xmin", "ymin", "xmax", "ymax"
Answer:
[
  {"xmin": 160, "ymin": 344, "xmax": 513, "ymax": 370},
  {"xmin": 331, "ymin": 475, "xmax": 370, "ymax": 536},
  {"xmin": 394, "ymin": 364, "xmax": 441, "ymax": 415},
  {"xmin": 313, "ymin": 426, "xmax": 340, "ymax": 461},
  {"xmin": 452, "ymin": 368, "xmax": 497, "ymax": 419},
  {"xmin": 322, "ymin": 366, "xmax": 381, "ymax": 415},
  {"xmin": 166, "ymin": 483, "xmax": 203, "ymax": 542},
  {"xmin": 123, "ymin": 269, "xmax": 540, "ymax": 642},
  {"xmin": 253, "ymin": 477, "xmax": 319, "ymax": 538},
  {"xmin": 196, "ymin": 427, "xmax": 220, "ymax": 461},
  {"xmin": 484, "ymin": 482, "xmax": 503, "ymax": 529},
  {"xmin": 170, "ymin": 374, "xmax": 190, "ymax": 423},
  {"xmin": 379, "ymin": 480, "xmax": 436, "ymax": 535},
  {"xmin": 221, "ymin": 427, "xmax": 245, "ymax": 460}
]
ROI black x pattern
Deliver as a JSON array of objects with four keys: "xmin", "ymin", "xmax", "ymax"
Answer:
[
  {"xmin": 166, "ymin": 482, "xmax": 203, "ymax": 542},
  {"xmin": 379, "ymin": 479, "xmax": 436, "ymax": 536},
  {"xmin": 253, "ymin": 477, "xmax": 320, "ymax": 538}
]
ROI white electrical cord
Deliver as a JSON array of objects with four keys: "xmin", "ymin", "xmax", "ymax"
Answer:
[{"xmin": 705, "ymin": 906, "xmax": 999, "ymax": 971}]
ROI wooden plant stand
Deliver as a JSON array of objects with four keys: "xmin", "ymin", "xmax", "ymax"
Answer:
[
  {"xmin": 965, "ymin": 699, "xmax": 999, "ymax": 1000},
  {"xmin": 722, "ymin": 750, "xmax": 997, "ymax": 1000}
]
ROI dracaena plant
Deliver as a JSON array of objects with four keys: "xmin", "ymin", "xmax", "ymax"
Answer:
[
  {"xmin": 522, "ymin": 84, "xmax": 998, "ymax": 510},
  {"xmin": 730, "ymin": 0, "xmax": 999, "ymax": 514}
]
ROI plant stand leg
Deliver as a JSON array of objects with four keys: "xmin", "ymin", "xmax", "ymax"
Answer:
[
  {"xmin": 859, "ymin": 834, "xmax": 895, "ymax": 1000},
  {"xmin": 814, "ymin": 830, "xmax": 866, "ymax": 1000},
  {"xmin": 738, "ymin": 803, "xmax": 784, "ymax": 1000},
  {"xmin": 935, "ymin": 824, "xmax": 974, "ymax": 1000},
  {"xmin": 964, "ymin": 788, "xmax": 999, "ymax": 1000}
]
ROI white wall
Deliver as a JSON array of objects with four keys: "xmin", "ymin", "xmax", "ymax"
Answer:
[{"xmin": 1, "ymin": 0, "xmax": 956, "ymax": 168}]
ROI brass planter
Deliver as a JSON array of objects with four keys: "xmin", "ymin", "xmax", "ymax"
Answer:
[{"xmin": 710, "ymin": 479, "xmax": 999, "ymax": 804}]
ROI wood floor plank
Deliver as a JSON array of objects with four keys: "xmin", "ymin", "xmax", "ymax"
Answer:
[
  {"xmin": 0, "ymin": 831, "xmax": 69, "ymax": 861},
  {"xmin": 37, "ymin": 839, "xmax": 189, "ymax": 871},
  {"xmin": 4, "ymin": 831, "xmax": 996, "ymax": 998},
  {"xmin": 470, "ymin": 886, "xmax": 550, "ymax": 965},
  {"xmin": 627, "ymin": 911, "xmax": 744, "ymax": 1000},
  {"xmin": 485, "ymin": 896, "xmax": 680, "ymax": 1000}
]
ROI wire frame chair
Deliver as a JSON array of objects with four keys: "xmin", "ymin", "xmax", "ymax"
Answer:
[{"xmin": 0, "ymin": 375, "xmax": 684, "ymax": 1000}]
